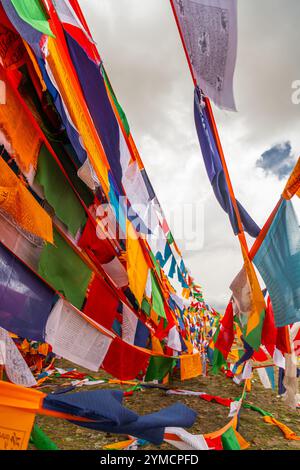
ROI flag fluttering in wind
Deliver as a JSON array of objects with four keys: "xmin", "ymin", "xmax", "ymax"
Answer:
[{"xmin": 194, "ymin": 88, "xmax": 260, "ymax": 238}]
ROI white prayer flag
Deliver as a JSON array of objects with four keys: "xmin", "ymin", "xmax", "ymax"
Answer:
[
  {"xmin": 173, "ymin": 0, "xmax": 238, "ymax": 110},
  {"xmin": 45, "ymin": 299, "xmax": 112, "ymax": 371}
]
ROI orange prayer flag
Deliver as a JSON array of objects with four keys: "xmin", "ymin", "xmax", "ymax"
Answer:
[
  {"xmin": 0, "ymin": 158, "xmax": 53, "ymax": 243},
  {"xmin": 282, "ymin": 157, "xmax": 300, "ymax": 200},
  {"xmin": 0, "ymin": 66, "xmax": 41, "ymax": 173},
  {"xmin": 0, "ymin": 380, "xmax": 44, "ymax": 450},
  {"xmin": 180, "ymin": 353, "xmax": 202, "ymax": 381}
]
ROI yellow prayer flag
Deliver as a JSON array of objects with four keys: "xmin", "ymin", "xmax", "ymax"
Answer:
[
  {"xmin": 126, "ymin": 221, "xmax": 149, "ymax": 306},
  {"xmin": 0, "ymin": 66, "xmax": 41, "ymax": 173},
  {"xmin": 180, "ymin": 353, "xmax": 202, "ymax": 381},
  {"xmin": 0, "ymin": 158, "xmax": 53, "ymax": 243}
]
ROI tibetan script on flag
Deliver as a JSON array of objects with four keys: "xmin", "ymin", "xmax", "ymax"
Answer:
[{"xmin": 174, "ymin": 0, "xmax": 238, "ymax": 110}]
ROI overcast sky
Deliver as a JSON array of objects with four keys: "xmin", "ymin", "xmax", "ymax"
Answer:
[{"xmin": 79, "ymin": 0, "xmax": 300, "ymax": 311}]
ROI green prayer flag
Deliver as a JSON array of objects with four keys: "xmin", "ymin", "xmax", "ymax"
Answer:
[
  {"xmin": 149, "ymin": 251, "xmax": 162, "ymax": 279},
  {"xmin": 212, "ymin": 347, "xmax": 226, "ymax": 375},
  {"xmin": 167, "ymin": 232, "xmax": 174, "ymax": 245},
  {"xmin": 11, "ymin": 0, "xmax": 55, "ymax": 37},
  {"xmin": 141, "ymin": 297, "xmax": 151, "ymax": 317},
  {"xmin": 38, "ymin": 228, "xmax": 92, "ymax": 309},
  {"xmin": 30, "ymin": 425, "xmax": 59, "ymax": 450},
  {"xmin": 243, "ymin": 403, "xmax": 273, "ymax": 417},
  {"xmin": 35, "ymin": 145, "xmax": 87, "ymax": 237},
  {"xmin": 151, "ymin": 272, "xmax": 166, "ymax": 320},
  {"xmin": 221, "ymin": 427, "xmax": 241, "ymax": 451},
  {"xmin": 145, "ymin": 356, "xmax": 176, "ymax": 382},
  {"xmin": 102, "ymin": 66, "xmax": 130, "ymax": 136}
]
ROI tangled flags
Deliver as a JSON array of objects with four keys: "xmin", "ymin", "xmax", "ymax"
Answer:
[
  {"xmin": 0, "ymin": 380, "xmax": 197, "ymax": 450},
  {"xmin": 0, "ymin": 0, "xmax": 215, "ymax": 392}
]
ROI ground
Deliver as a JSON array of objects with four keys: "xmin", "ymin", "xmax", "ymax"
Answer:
[{"xmin": 32, "ymin": 360, "xmax": 300, "ymax": 451}]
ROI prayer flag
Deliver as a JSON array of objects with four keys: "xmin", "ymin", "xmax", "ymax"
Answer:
[
  {"xmin": 173, "ymin": 0, "xmax": 238, "ymax": 110},
  {"xmin": 254, "ymin": 199, "xmax": 300, "ymax": 327},
  {"xmin": 38, "ymin": 228, "xmax": 92, "ymax": 309}
]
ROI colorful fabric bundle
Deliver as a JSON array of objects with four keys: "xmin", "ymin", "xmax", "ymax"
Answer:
[{"xmin": 43, "ymin": 388, "xmax": 197, "ymax": 445}]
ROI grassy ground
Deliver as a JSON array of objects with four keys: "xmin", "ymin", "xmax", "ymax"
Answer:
[{"xmin": 32, "ymin": 361, "xmax": 300, "ymax": 451}]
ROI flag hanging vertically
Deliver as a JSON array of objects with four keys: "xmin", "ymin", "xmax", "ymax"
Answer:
[
  {"xmin": 253, "ymin": 199, "xmax": 300, "ymax": 327},
  {"xmin": 194, "ymin": 87, "xmax": 260, "ymax": 237},
  {"xmin": 230, "ymin": 245, "xmax": 266, "ymax": 351},
  {"xmin": 172, "ymin": 0, "xmax": 238, "ymax": 110}
]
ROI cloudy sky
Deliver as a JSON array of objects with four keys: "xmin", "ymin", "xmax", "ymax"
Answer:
[{"xmin": 79, "ymin": 0, "xmax": 300, "ymax": 311}]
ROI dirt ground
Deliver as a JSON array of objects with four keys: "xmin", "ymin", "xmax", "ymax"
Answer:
[{"xmin": 32, "ymin": 361, "xmax": 300, "ymax": 451}]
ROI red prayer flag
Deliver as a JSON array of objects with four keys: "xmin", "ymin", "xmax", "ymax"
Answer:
[
  {"xmin": 101, "ymin": 337, "xmax": 150, "ymax": 381},
  {"xmin": 215, "ymin": 301, "xmax": 234, "ymax": 359},
  {"xmin": 78, "ymin": 216, "xmax": 116, "ymax": 265},
  {"xmin": 84, "ymin": 275, "xmax": 119, "ymax": 330}
]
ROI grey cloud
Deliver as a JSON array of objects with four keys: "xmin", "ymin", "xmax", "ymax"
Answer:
[{"xmin": 256, "ymin": 141, "xmax": 296, "ymax": 179}]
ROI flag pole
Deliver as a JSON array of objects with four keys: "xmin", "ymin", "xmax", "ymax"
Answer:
[{"xmin": 169, "ymin": 0, "xmax": 249, "ymax": 249}]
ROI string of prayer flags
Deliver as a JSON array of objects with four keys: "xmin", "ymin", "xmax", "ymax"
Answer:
[{"xmin": 38, "ymin": 228, "xmax": 92, "ymax": 309}]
